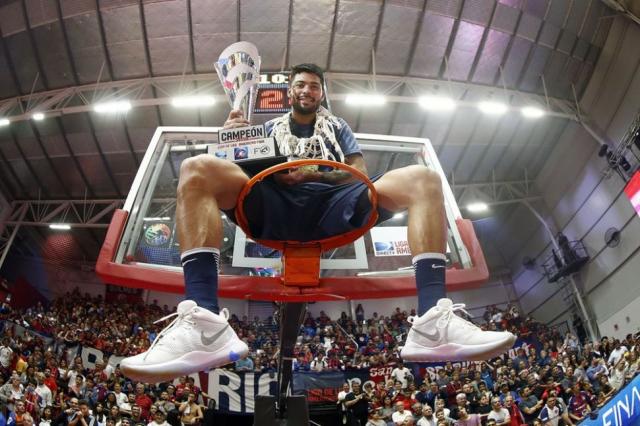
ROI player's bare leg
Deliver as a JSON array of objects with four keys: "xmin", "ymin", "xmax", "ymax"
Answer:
[
  {"xmin": 176, "ymin": 155, "xmax": 249, "ymax": 251},
  {"xmin": 373, "ymin": 165, "xmax": 516, "ymax": 361},
  {"xmin": 120, "ymin": 155, "xmax": 249, "ymax": 382}
]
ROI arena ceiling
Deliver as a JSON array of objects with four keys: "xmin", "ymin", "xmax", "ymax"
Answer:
[{"xmin": 0, "ymin": 0, "xmax": 616, "ymax": 271}]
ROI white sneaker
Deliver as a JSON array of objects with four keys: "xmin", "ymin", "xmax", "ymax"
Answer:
[
  {"xmin": 400, "ymin": 298, "xmax": 516, "ymax": 362},
  {"xmin": 120, "ymin": 300, "xmax": 248, "ymax": 383}
]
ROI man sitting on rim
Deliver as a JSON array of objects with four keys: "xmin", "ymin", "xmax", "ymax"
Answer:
[{"xmin": 120, "ymin": 63, "xmax": 515, "ymax": 382}]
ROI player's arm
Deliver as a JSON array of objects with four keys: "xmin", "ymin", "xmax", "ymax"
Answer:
[
  {"xmin": 316, "ymin": 153, "xmax": 368, "ymax": 185},
  {"xmin": 315, "ymin": 119, "xmax": 369, "ymax": 184},
  {"xmin": 275, "ymin": 153, "xmax": 368, "ymax": 185}
]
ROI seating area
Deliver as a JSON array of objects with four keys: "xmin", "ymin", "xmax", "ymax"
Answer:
[{"xmin": 0, "ymin": 288, "xmax": 638, "ymax": 426}]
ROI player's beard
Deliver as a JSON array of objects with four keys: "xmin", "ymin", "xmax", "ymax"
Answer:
[{"xmin": 291, "ymin": 95, "xmax": 320, "ymax": 116}]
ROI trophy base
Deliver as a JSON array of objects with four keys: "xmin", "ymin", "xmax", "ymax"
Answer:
[
  {"xmin": 213, "ymin": 126, "xmax": 289, "ymax": 176},
  {"xmin": 236, "ymin": 155, "xmax": 288, "ymax": 177}
]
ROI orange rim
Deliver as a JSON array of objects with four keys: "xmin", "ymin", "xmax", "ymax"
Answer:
[{"xmin": 235, "ymin": 159, "xmax": 379, "ymax": 251}]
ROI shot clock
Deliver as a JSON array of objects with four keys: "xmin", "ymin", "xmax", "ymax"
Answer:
[{"xmin": 254, "ymin": 73, "xmax": 290, "ymax": 114}]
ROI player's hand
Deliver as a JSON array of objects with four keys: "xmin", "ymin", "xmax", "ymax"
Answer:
[
  {"xmin": 273, "ymin": 168, "xmax": 309, "ymax": 186},
  {"xmin": 273, "ymin": 168, "xmax": 322, "ymax": 186},
  {"xmin": 223, "ymin": 109, "xmax": 250, "ymax": 129}
]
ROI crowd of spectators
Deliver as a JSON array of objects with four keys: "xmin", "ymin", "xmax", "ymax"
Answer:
[
  {"xmin": 337, "ymin": 305, "xmax": 639, "ymax": 426},
  {"xmin": 0, "ymin": 288, "xmax": 638, "ymax": 426}
]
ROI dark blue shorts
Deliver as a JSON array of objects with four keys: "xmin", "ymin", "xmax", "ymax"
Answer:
[{"xmin": 223, "ymin": 175, "xmax": 393, "ymax": 242}]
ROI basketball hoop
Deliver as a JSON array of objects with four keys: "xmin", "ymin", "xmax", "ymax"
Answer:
[{"xmin": 234, "ymin": 159, "xmax": 378, "ymax": 288}]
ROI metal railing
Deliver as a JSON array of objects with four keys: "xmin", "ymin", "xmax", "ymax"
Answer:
[{"xmin": 332, "ymin": 319, "xmax": 360, "ymax": 365}]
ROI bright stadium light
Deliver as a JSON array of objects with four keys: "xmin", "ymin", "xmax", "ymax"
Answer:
[
  {"xmin": 50, "ymin": 224, "xmax": 71, "ymax": 230},
  {"xmin": 32, "ymin": 113, "xmax": 45, "ymax": 121},
  {"xmin": 478, "ymin": 101, "xmax": 508, "ymax": 115},
  {"xmin": 419, "ymin": 96, "xmax": 456, "ymax": 111},
  {"xmin": 171, "ymin": 95, "xmax": 216, "ymax": 108},
  {"xmin": 344, "ymin": 94, "xmax": 386, "ymax": 106},
  {"xmin": 0, "ymin": 118, "xmax": 9, "ymax": 126},
  {"xmin": 521, "ymin": 106, "xmax": 545, "ymax": 118},
  {"xmin": 466, "ymin": 202, "xmax": 489, "ymax": 213},
  {"xmin": 94, "ymin": 101, "xmax": 132, "ymax": 113}
]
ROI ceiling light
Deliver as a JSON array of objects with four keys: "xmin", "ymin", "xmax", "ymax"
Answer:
[
  {"xmin": 393, "ymin": 212, "xmax": 405, "ymax": 219},
  {"xmin": 0, "ymin": 118, "xmax": 9, "ymax": 126},
  {"xmin": 466, "ymin": 202, "xmax": 489, "ymax": 213},
  {"xmin": 49, "ymin": 224, "xmax": 71, "ymax": 230},
  {"xmin": 521, "ymin": 106, "xmax": 545, "ymax": 118},
  {"xmin": 344, "ymin": 94, "xmax": 386, "ymax": 106},
  {"xmin": 478, "ymin": 101, "xmax": 508, "ymax": 115},
  {"xmin": 419, "ymin": 96, "xmax": 456, "ymax": 111},
  {"xmin": 32, "ymin": 113, "xmax": 45, "ymax": 121},
  {"xmin": 171, "ymin": 95, "xmax": 216, "ymax": 108},
  {"xmin": 94, "ymin": 101, "xmax": 132, "ymax": 113},
  {"xmin": 143, "ymin": 217, "xmax": 171, "ymax": 221}
]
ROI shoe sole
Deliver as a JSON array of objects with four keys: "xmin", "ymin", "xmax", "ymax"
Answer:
[
  {"xmin": 120, "ymin": 339, "xmax": 249, "ymax": 383},
  {"xmin": 400, "ymin": 334, "xmax": 516, "ymax": 362}
]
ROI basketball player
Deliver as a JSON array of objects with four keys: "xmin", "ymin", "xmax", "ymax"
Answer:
[{"xmin": 120, "ymin": 64, "xmax": 515, "ymax": 382}]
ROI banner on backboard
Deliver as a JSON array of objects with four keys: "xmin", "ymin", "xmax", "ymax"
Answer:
[{"xmin": 370, "ymin": 226, "xmax": 410, "ymax": 256}]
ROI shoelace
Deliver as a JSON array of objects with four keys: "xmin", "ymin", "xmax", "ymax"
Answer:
[
  {"xmin": 142, "ymin": 307, "xmax": 230, "ymax": 360},
  {"xmin": 407, "ymin": 303, "xmax": 476, "ymax": 330},
  {"xmin": 436, "ymin": 303, "xmax": 475, "ymax": 330},
  {"xmin": 142, "ymin": 310, "xmax": 196, "ymax": 360}
]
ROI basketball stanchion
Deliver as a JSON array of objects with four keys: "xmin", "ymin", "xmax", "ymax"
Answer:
[{"xmin": 235, "ymin": 159, "xmax": 378, "ymax": 422}]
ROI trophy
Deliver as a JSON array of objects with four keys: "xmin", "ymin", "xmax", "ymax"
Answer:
[
  {"xmin": 214, "ymin": 41, "xmax": 261, "ymax": 124},
  {"xmin": 212, "ymin": 42, "xmax": 282, "ymax": 175}
]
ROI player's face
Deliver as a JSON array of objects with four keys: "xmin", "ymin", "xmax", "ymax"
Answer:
[{"xmin": 289, "ymin": 72, "xmax": 323, "ymax": 115}]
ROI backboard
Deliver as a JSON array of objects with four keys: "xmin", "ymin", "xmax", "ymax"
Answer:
[{"xmin": 96, "ymin": 127, "xmax": 488, "ymax": 301}]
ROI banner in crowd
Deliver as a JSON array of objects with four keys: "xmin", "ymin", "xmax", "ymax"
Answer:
[
  {"xmin": 292, "ymin": 371, "xmax": 344, "ymax": 403},
  {"xmin": 2, "ymin": 321, "xmax": 54, "ymax": 345},
  {"xmin": 105, "ymin": 284, "xmax": 144, "ymax": 304},
  {"xmin": 38, "ymin": 341, "xmax": 279, "ymax": 414},
  {"xmin": 579, "ymin": 374, "xmax": 640, "ymax": 426},
  {"xmin": 200, "ymin": 369, "xmax": 278, "ymax": 413}
]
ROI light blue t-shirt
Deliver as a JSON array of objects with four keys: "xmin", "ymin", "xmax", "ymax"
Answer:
[{"xmin": 234, "ymin": 357, "xmax": 254, "ymax": 371}]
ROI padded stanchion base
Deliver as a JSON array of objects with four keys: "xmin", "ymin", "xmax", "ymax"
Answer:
[
  {"xmin": 285, "ymin": 396, "xmax": 310, "ymax": 426},
  {"xmin": 277, "ymin": 302, "xmax": 306, "ymax": 414},
  {"xmin": 254, "ymin": 395, "xmax": 277, "ymax": 426},
  {"xmin": 253, "ymin": 395, "xmax": 310, "ymax": 426}
]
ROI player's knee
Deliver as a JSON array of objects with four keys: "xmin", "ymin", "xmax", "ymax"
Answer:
[
  {"xmin": 410, "ymin": 166, "xmax": 443, "ymax": 199},
  {"xmin": 178, "ymin": 155, "xmax": 225, "ymax": 192}
]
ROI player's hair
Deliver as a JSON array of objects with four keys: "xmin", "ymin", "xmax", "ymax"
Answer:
[{"xmin": 290, "ymin": 63, "xmax": 325, "ymax": 86}]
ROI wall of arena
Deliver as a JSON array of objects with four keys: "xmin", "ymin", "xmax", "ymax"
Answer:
[{"xmin": 497, "ymin": 16, "xmax": 640, "ymax": 340}]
